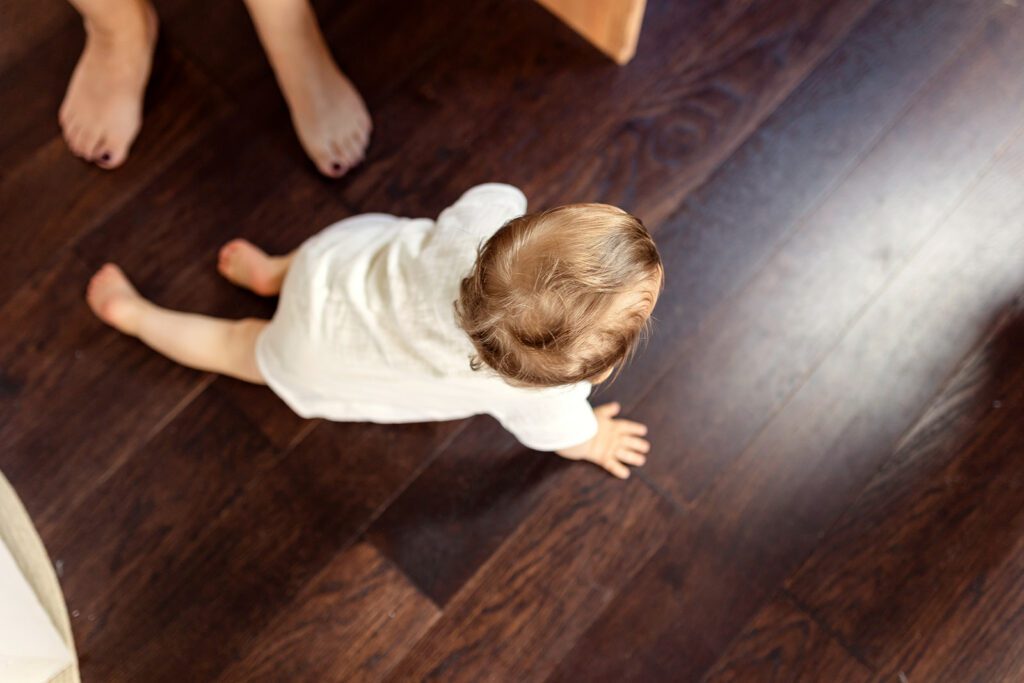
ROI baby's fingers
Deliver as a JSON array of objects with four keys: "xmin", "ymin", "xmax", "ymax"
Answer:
[
  {"xmin": 616, "ymin": 419, "xmax": 648, "ymax": 436},
  {"xmin": 622, "ymin": 436, "xmax": 650, "ymax": 454},
  {"xmin": 602, "ymin": 456, "xmax": 631, "ymax": 479},
  {"xmin": 617, "ymin": 449, "xmax": 647, "ymax": 467}
]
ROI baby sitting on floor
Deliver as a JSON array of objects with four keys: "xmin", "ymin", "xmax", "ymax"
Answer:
[{"xmin": 86, "ymin": 184, "xmax": 662, "ymax": 478}]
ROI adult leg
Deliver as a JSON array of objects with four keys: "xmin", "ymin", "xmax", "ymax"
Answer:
[
  {"xmin": 86, "ymin": 264, "xmax": 265, "ymax": 383},
  {"xmin": 243, "ymin": 0, "xmax": 372, "ymax": 178},
  {"xmin": 60, "ymin": 0, "xmax": 158, "ymax": 169}
]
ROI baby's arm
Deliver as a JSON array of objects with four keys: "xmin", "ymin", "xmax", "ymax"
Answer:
[{"xmin": 556, "ymin": 403, "xmax": 650, "ymax": 479}]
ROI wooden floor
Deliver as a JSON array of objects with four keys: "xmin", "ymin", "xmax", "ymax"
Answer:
[{"xmin": 3, "ymin": 0, "xmax": 1024, "ymax": 680}]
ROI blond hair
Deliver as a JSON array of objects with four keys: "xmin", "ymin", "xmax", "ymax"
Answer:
[{"xmin": 455, "ymin": 203, "xmax": 663, "ymax": 387}]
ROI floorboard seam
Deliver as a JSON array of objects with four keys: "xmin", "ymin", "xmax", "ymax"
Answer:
[
  {"xmin": 356, "ymin": 420, "xmax": 473, "ymax": 553},
  {"xmin": 628, "ymin": 0, "xmax": 1005, "ymax": 419},
  {"xmin": 782, "ymin": 587, "xmax": 877, "ymax": 672},
  {"xmin": 636, "ymin": 469, "xmax": 690, "ymax": 516},
  {"xmin": 775, "ymin": 119, "xmax": 1024, "ymax": 582},
  {"xmin": 633, "ymin": 39, "xmax": 1024, "ymax": 516}
]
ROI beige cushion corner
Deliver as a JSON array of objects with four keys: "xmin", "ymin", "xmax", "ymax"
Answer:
[{"xmin": 0, "ymin": 471, "xmax": 80, "ymax": 683}]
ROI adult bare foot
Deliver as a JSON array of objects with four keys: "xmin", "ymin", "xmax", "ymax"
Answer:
[
  {"xmin": 287, "ymin": 56, "xmax": 372, "ymax": 179},
  {"xmin": 87, "ymin": 263, "xmax": 147, "ymax": 334},
  {"xmin": 245, "ymin": 0, "xmax": 372, "ymax": 178},
  {"xmin": 217, "ymin": 239, "xmax": 287, "ymax": 296},
  {"xmin": 59, "ymin": 0, "xmax": 157, "ymax": 169}
]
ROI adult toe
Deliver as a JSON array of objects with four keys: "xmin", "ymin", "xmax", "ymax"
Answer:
[
  {"xmin": 314, "ymin": 145, "xmax": 346, "ymax": 178},
  {"xmin": 66, "ymin": 124, "xmax": 89, "ymax": 158},
  {"xmin": 96, "ymin": 134, "xmax": 132, "ymax": 169}
]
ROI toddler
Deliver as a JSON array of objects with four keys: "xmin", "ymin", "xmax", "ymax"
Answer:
[{"xmin": 86, "ymin": 184, "xmax": 662, "ymax": 477}]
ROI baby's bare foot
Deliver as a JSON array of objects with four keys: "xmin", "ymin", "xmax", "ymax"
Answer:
[
  {"xmin": 250, "ymin": 0, "xmax": 371, "ymax": 178},
  {"xmin": 59, "ymin": 0, "xmax": 157, "ymax": 169},
  {"xmin": 218, "ymin": 239, "xmax": 283, "ymax": 296},
  {"xmin": 87, "ymin": 264, "xmax": 146, "ymax": 334}
]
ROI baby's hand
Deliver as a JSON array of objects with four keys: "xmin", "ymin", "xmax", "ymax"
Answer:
[{"xmin": 556, "ymin": 403, "xmax": 650, "ymax": 479}]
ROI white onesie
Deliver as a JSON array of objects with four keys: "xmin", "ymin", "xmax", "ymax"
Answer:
[{"xmin": 255, "ymin": 183, "xmax": 599, "ymax": 451}]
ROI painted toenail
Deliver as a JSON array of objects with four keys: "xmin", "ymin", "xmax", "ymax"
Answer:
[
  {"xmin": 101, "ymin": 153, "xmax": 111, "ymax": 162},
  {"xmin": 331, "ymin": 162, "xmax": 343, "ymax": 173}
]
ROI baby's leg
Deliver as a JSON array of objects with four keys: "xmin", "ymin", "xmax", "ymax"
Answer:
[
  {"xmin": 87, "ymin": 264, "xmax": 265, "ymax": 383},
  {"xmin": 243, "ymin": 0, "xmax": 372, "ymax": 178},
  {"xmin": 217, "ymin": 239, "xmax": 295, "ymax": 296},
  {"xmin": 60, "ymin": 0, "xmax": 158, "ymax": 169}
]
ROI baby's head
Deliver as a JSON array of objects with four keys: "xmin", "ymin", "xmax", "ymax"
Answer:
[{"xmin": 456, "ymin": 203, "xmax": 663, "ymax": 388}]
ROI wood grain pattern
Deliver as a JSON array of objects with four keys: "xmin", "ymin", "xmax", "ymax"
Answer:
[
  {"xmin": 702, "ymin": 595, "xmax": 872, "ymax": 682},
  {"xmin": 0, "ymin": 250, "xmax": 208, "ymax": 528},
  {"xmin": 366, "ymin": 417, "xmax": 561, "ymax": 605},
  {"xmin": 74, "ymin": 419, "xmax": 456, "ymax": 682},
  {"xmin": 216, "ymin": 542, "xmax": 440, "ymax": 683},
  {"xmin": 787, "ymin": 298, "xmax": 1024, "ymax": 674},
  {"xmin": 530, "ymin": 0, "xmax": 881, "ymax": 226},
  {"xmin": 603, "ymin": 0, "xmax": 1002, "ymax": 407},
  {"xmin": 3, "ymin": 0, "xmax": 1024, "ymax": 679},
  {"xmin": 684, "ymin": 118, "xmax": 1024, "ymax": 586},
  {"xmin": 45, "ymin": 388, "xmax": 280, "ymax": 653},
  {"xmin": 0, "ymin": 0, "xmax": 76, "ymax": 73},
  {"xmin": 343, "ymin": 0, "xmax": 876, "ymax": 224},
  {"xmin": 386, "ymin": 469, "xmax": 675, "ymax": 681},
  {"xmin": 634, "ymin": 1, "xmax": 1024, "ymax": 508},
  {"xmin": 0, "ymin": 44, "xmax": 230, "ymax": 303},
  {"xmin": 550, "ymin": 4, "xmax": 1024, "ymax": 678},
  {"xmin": 549, "ymin": 525, "xmax": 769, "ymax": 681}
]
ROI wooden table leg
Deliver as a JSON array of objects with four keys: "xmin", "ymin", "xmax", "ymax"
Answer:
[{"xmin": 535, "ymin": 0, "xmax": 647, "ymax": 64}]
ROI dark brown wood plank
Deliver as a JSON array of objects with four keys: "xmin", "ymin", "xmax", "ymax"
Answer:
[
  {"xmin": 526, "ymin": 0, "xmax": 881, "ymax": 225},
  {"xmin": 163, "ymin": 0, "xmax": 482, "ymax": 104},
  {"xmin": 786, "ymin": 297, "xmax": 1024, "ymax": 676},
  {"xmin": 160, "ymin": 0, "xmax": 492, "ymax": 177},
  {"xmin": 386, "ymin": 468, "xmax": 675, "ymax": 681},
  {"xmin": 44, "ymin": 387, "xmax": 279, "ymax": 651},
  {"xmin": 547, "ymin": 524, "xmax": 769, "ymax": 682},
  {"xmin": 0, "ymin": 20, "xmax": 81, "ymax": 171},
  {"xmin": 668, "ymin": 127, "xmax": 1024, "ymax": 587},
  {"xmin": 1, "ymin": 109, "xmax": 351, "ymax": 527},
  {"xmin": 702, "ymin": 595, "xmax": 873, "ymax": 682},
  {"xmin": 216, "ymin": 541, "xmax": 439, "ymax": 683},
  {"xmin": 873, "ymin": 517, "xmax": 1024, "ymax": 682},
  {"xmin": 0, "ymin": 0, "xmax": 77, "ymax": 73},
  {"xmin": 366, "ymin": 418, "xmax": 563, "ymax": 605},
  {"xmin": 70, "ymin": 111, "xmax": 357, "ymax": 450},
  {"xmin": 0, "ymin": 250, "xmax": 208, "ymax": 529},
  {"xmin": 550, "ymin": 7, "xmax": 1024, "ymax": 680},
  {"xmin": 0, "ymin": 43, "xmax": 231, "ymax": 304},
  {"xmin": 1, "ymin": 110, "xmax": 329, "ymax": 523},
  {"xmin": 71, "ymin": 114, "xmax": 345, "ymax": 292},
  {"xmin": 6, "ymin": 0, "xmax": 1024, "ymax": 680},
  {"xmin": 73, "ymin": 419, "xmax": 455, "ymax": 682},
  {"xmin": 341, "ymin": 0, "xmax": 877, "ymax": 224},
  {"xmin": 607, "ymin": 0, "xmax": 1000, "ymax": 395},
  {"xmin": 634, "ymin": 1, "xmax": 1024, "ymax": 507}
]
